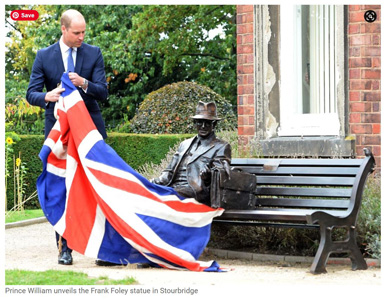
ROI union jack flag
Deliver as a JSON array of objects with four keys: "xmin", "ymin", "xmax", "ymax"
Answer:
[{"xmin": 37, "ymin": 73, "xmax": 224, "ymax": 271}]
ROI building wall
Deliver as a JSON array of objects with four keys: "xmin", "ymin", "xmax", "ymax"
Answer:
[
  {"xmin": 236, "ymin": 5, "xmax": 255, "ymax": 145},
  {"xmin": 348, "ymin": 5, "xmax": 381, "ymax": 167},
  {"xmin": 237, "ymin": 5, "xmax": 381, "ymax": 167}
]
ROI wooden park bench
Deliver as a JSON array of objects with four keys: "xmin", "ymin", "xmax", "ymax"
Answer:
[{"xmin": 213, "ymin": 148, "xmax": 375, "ymax": 274}]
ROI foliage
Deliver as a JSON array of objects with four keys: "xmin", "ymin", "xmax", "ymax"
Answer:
[
  {"xmin": 357, "ymin": 175, "xmax": 381, "ymax": 259},
  {"xmin": 5, "ymin": 269, "xmax": 136, "ymax": 285},
  {"xmin": 5, "ymin": 5, "xmax": 56, "ymax": 82},
  {"xmin": 5, "ymin": 79, "xmax": 44, "ymax": 135},
  {"xmin": 130, "ymin": 81, "xmax": 237, "ymax": 134},
  {"xmin": 209, "ymin": 225, "xmax": 321, "ymax": 257},
  {"xmin": 5, "ymin": 132, "xmax": 33, "ymax": 212},
  {"xmin": 105, "ymin": 132, "xmax": 192, "ymax": 170},
  {"xmin": 6, "ymin": 135, "xmax": 44, "ymax": 209},
  {"xmin": 5, "ymin": 133, "xmax": 19, "ymax": 181},
  {"xmin": 217, "ymin": 131, "xmax": 263, "ymax": 158},
  {"xmin": 129, "ymin": 5, "xmax": 237, "ymax": 104},
  {"xmin": 13, "ymin": 152, "xmax": 28, "ymax": 211},
  {"xmin": 5, "ymin": 4, "xmax": 236, "ymax": 131},
  {"xmin": 6, "ymin": 134, "xmax": 189, "ymax": 209},
  {"xmin": 5, "ymin": 5, "xmax": 56, "ymax": 135},
  {"xmin": 138, "ymin": 142, "xmax": 181, "ymax": 181}
]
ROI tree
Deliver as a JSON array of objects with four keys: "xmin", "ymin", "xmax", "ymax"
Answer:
[
  {"xmin": 5, "ymin": 5, "xmax": 236, "ymax": 130},
  {"xmin": 101, "ymin": 5, "xmax": 237, "ymax": 127},
  {"xmin": 5, "ymin": 5, "xmax": 55, "ymax": 133},
  {"xmin": 129, "ymin": 5, "xmax": 236, "ymax": 105}
]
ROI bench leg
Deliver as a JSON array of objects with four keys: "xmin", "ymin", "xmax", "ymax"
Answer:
[
  {"xmin": 310, "ymin": 226, "xmax": 331, "ymax": 274},
  {"xmin": 348, "ymin": 226, "xmax": 368, "ymax": 271},
  {"xmin": 311, "ymin": 225, "xmax": 368, "ymax": 274}
]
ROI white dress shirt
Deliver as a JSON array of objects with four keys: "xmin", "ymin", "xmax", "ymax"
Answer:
[{"xmin": 59, "ymin": 36, "xmax": 77, "ymax": 72}]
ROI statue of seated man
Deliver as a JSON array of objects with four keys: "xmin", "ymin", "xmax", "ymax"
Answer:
[{"xmin": 153, "ymin": 101, "xmax": 231, "ymax": 206}]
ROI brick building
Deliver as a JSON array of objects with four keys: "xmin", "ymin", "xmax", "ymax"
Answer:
[{"xmin": 236, "ymin": 5, "xmax": 381, "ymax": 170}]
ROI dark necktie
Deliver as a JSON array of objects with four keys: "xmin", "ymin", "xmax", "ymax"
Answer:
[
  {"xmin": 67, "ymin": 48, "xmax": 74, "ymax": 73},
  {"xmin": 195, "ymin": 140, "xmax": 201, "ymax": 151}
]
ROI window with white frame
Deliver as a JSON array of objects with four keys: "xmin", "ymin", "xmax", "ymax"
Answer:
[{"xmin": 278, "ymin": 5, "xmax": 345, "ymax": 137}]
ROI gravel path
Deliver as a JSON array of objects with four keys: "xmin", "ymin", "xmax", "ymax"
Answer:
[{"xmin": 5, "ymin": 222, "xmax": 383, "ymax": 297}]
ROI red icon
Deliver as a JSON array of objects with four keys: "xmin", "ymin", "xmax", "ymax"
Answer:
[{"xmin": 10, "ymin": 10, "xmax": 39, "ymax": 21}]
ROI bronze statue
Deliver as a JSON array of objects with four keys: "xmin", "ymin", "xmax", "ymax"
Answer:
[{"xmin": 153, "ymin": 101, "xmax": 231, "ymax": 206}]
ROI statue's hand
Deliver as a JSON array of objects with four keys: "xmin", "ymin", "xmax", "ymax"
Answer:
[
  {"xmin": 200, "ymin": 164, "xmax": 211, "ymax": 182},
  {"xmin": 151, "ymin": 178, "xmax": 160, "ymax": 184},
  {"xmin": 152, "ymin": 171, "xmax": 171, "ymax": 186},
  {"xmin": 221, "ymin": 160, "xmax": 231, "ymax": 180}
]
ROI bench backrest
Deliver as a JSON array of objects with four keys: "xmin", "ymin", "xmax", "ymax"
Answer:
[{"xmin": 230, "ymin": 149, "xmax": 375, "ymax": 216}]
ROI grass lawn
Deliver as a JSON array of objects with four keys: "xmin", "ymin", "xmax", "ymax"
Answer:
[
  {"xmin": 5, "ymin": 269, "xmax": 137, "ymax": 285},
  {"xmin": 5, "ymin": 209, "xmax": 44, "ymax": 223},
  {"xmin": 5, "ymin": 210, "xmax": 137, "ymax": 285}
]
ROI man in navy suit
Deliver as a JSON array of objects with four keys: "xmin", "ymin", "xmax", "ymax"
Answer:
[{"xmin": 27, "ymin": 9, "xmax": 108, "ymax": 265}]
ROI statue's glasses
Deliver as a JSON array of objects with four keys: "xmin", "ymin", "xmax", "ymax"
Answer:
[{"xmin": 194, "ymin": 120, "xmax": 215, "ymax": 127}]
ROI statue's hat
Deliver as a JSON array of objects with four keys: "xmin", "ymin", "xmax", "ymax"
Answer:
[{"xmin": 191, "ymin": 101, "xmax": 221, "ymax": 120}]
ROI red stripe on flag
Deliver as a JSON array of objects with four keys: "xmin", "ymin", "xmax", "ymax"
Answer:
[
  {"xmin": 88, "ymin": 167, "xmax": 218, "ymax": 213},
  {"xmin": 57, "ymin": 109, "xmax": 70, "ymax": 144},
  {"xmin": 47, "ymin": 129, "xmax": 61, "ymax": 144},
  {"xmin": 96, "ymin": 195, "xmax": 205, "ymax": 271},
  {"xmin": 62, "ymin": 142, "xmax": 99, "ymax": 254},
  {"xmin": 47, "ymin": 152, "xmax": 67, "ymax": 170},
  {"xmin": 66, "ymin": 101, "xmax": 99, "ymax": 147}
]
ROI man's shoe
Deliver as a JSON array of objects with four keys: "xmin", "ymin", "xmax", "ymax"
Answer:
[
  {"xmin": 58, "ymin": 251, "xmax": 73, "ymax": 265},
  {"xmin": 95, "ymin": 259, "xmax": 126, "ymax": 267}
]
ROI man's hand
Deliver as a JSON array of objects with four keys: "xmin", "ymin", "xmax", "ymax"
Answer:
[
  {"xmin": 68, "ymin": 72, "xmax": 84, "ymax": 88},
  {"xmin": 45, "ymin": 86, "xmax": 65, "ymax": 103}
]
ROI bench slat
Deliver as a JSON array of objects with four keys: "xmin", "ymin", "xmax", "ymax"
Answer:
[
  {"xmin": 218, "ymin": 209, "xmax": 348, "ymax": 222},
  {"xmin": 236, "ymin": 166, "xmax": 360, "ymax": 176},
  {"xmin": 256, "ymin": 176, "xmax": 355, "ymax": 186},
  {"xmin": 256, "ymin": 198, "xmax": 350, "ymax": 209},
  {"xmin": 256, "ymin": 187, "xmax": 352, "ymax": 198},
  {"xmin": 212, "ymin": 219, "xmax": 320, "ymax": 229},
  {"xmin": 231, "ymin": 158, "xmax": 363, "ymax": 167}
]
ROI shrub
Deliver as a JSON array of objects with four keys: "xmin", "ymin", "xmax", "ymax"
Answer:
[
  {"xmin": 357, "ymin": 175, "xmax": 381, "ymax": 259},
  {"xmin": 8, "ymin": 135, "xmax": 44, "ymax": 209},
  {"xmin": 130, "ymin": 81, "xmax": 237, "ymax": 134},
  {"xmin": 105, "ymin": 133, "xmax": 192, "ymax": 171},
  {"xmin": 6, "ymin": 133, "xmax": 190, "ymax": 209}
]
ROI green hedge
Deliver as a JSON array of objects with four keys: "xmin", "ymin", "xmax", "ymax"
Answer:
[
  {"xmin": 6, "ymin": 133, "xmax": 192, "ymax": 210},
  {"xmin": 7, "ymin": 135, "xmax": 44, "ymax": 210},
  {"xmin": 106, "ymin": 133, "xmax": 192, "ymax": 170}
]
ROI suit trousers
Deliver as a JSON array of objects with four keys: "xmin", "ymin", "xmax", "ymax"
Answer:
[{"xmin": 56, "ymin": 232, "xmax": 72, "ymax": 254}]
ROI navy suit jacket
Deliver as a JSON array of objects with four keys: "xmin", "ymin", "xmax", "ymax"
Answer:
[{"xmin": 26, "ymin": 41, "xmax": 108, "ymax": 138}]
